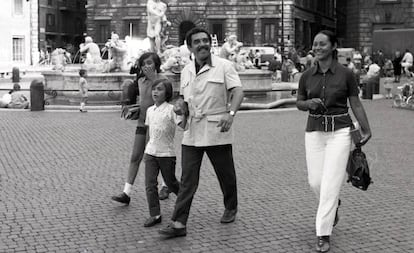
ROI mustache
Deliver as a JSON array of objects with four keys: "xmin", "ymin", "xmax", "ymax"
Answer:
[{"xmin": 197, "ymin": 45, "xmax": 210, "ymax": 52}]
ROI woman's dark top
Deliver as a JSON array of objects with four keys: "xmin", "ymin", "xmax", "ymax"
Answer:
[
  {"xmin": 392, "ymin": 56, "xmax": 403, "ymax": 75},
  {"xmin": 298, "ymin": 60, "xmax": 359, "ymax": 132}
]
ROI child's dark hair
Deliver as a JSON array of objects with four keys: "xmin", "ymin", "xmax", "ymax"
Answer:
[
  {"xmin": 79, "ymin": 69, "xmax": 87, "ymax": 77},
  {"xmin": 152, "ymin": 79, "xmax": 173, "ymax": 102},
  {"xmin": 136, "ymin": 52, "xmax": 161, "ymax": 78}
]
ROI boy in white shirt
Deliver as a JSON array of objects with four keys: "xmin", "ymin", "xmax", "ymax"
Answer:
[{"xmin": 143, "ymin": 79, "xmax": 186, "ymax": 227}]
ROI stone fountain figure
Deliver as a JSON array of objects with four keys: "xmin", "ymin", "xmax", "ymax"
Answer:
[
  {"xmin": 79, "ymin": 36, "xmax": 102, "ymax": 72},
  {"xmin": 147, "ymin": 0, "xmax": 171, "ymax": 54},
  {"xmin": 104, "ymin": 33, "xmax": 128, "ymax": 72}
]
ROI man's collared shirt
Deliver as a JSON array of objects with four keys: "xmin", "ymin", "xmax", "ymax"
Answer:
[
  {"xmin": 180, "ymin": 54, "xmax": 242, "ymax": 147},
  {"xmin": 298, "ymin": 60, "xmax": 359, "ymax": 132}
]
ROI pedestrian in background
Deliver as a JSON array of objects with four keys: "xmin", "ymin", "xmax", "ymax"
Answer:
[
  {"xmin": 392, "ymin": 50, "xmax": 403, "ymax": 83},
  {"xmin": 111, "ymin": 52, "xmax": 170, "ymax": 205},
  {"xmin": 401, "ymin": 49, "xmax": 413, "ymax": 77},
  {"xmin": 158, "ymin": 27, "xmax": 244, "ymax": 238},
  {"xmin": 8, "ymin": 83, "xmax": 29, "ymax": 109},
  {"xmin": 143, "ymin": 79, "xmax": 183, "ymax": 228},
  {"xmin": 296, "ymin": 30, "xmax": 372, "ymax": 253},
  {"xmin": 78, "ymin": 69, "xmax": 88, "ymax": 112}
]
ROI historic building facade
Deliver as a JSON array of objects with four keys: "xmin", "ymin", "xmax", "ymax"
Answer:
[
  {"xmin": 38, "ymin": 0, "xmax": 87, "ymax": 54},
  {"xmin": 86, "ymin": 0, "xmax": 336, "ymax": 52},
  {"xmin": 0, "ymin": 0, "xmax": 38, "ymax": 68},
  {"xmin": 341, "ymin": 0, "xmax": 414, "ymax": 56}
]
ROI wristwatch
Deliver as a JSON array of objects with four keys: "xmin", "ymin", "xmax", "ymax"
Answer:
[{"xmin": 229, "ymin": 110, "xmax": 236, "ymax": 116}]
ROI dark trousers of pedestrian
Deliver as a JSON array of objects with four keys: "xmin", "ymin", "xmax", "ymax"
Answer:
[
  {"xmin": 145, "ymin": 154, "xmax": 180, "ymax": 217},
  {"xmin": 171, "ymin": 144, "xmax": 238, "ymax": 225}
]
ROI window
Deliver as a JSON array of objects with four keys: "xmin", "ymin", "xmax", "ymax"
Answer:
[
  {"xmin": 125, "ymin": 0, "xmax": 139, "ymax": 4},
  {"xmin": 97, "ymin": 21, "xmax": 111, "ymax": 43},
  {"xmin": 13, "ymin": 37, "xmax": 25, "ymax": 62},
  {"xmin": 262, "ymin": 19, "xmax": 279, "ymax": 45},
  {"xmin": 48, "ymin": 0, "xmax": 53, "ymax": 6},
  {"xmin": 378, "ymin": 0, "xmax": 400, "ymax": 2},
  {"xmin": 46, "ymin": 14, "xmax": 56, "ymax": 30},
  {"xmin": 97, "ymin": 0, "xmax": 109, "ymax": 5},
  {"xmin": 238, "ymin": 19, "xmax": 254, "ymax": 46},
  {"xmin": 124, "ymin": 20, "xmax": 140, "ymax": 38},
  {"xmin": 14, "ymin": 0, "xmax": 23, "ymax": 15},
  {"xmin": 209, "ymin": 20, "xmax": 225, "ymax": 44}
]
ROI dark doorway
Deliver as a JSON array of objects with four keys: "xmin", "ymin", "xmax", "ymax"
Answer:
[{"xmin": 179, "ymin": 21, "xmax": 196, "ymax": 45}]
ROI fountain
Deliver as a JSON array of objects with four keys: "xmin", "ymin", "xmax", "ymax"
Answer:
[{"xmin": 41, "ymin": 0, "xmax": 287, "ymax": 106}]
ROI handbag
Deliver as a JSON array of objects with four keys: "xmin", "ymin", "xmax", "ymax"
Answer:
[
  {"xmin": 120, "ymin": 104, "xmax": 140, "ymax": 120},
  {"xmin": 346, "ymin": 146, "xmax": 372, "ymax": 191}
]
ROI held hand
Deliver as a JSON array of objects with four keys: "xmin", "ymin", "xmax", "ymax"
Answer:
[
  {"xmin": 307, "ymin": 98, "xmax": 325, "ymax": 111},
  {"xmin": 217, "ymin": 113, "xmax": 234, "ymax": 132},
  {"xmin": 173, "ymin": 99, "xmax": 188, "ymax": 116}
]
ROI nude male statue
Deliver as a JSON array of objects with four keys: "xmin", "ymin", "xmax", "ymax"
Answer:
[
  {"xmin": 80, "ymin": 36, "xmax": 102, "ymax": 65},
  {"xmin": 147, "ymin": 0, "xmax": 171, "ymax": 54}
]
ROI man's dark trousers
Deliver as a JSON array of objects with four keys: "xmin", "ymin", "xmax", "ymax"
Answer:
[{"xmin": 171, "ymin": 144, "xmax": 238, "ymax": 225}]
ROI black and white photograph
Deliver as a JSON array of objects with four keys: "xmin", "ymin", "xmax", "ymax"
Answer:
[{"xmin": 0, "ymin": 0, "xmax": 413, "ymax": 252}]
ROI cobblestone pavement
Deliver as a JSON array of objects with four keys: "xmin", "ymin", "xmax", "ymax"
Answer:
[{"xmin": 1, "ymin": 99, "xmax": 413, "ymax": 253}]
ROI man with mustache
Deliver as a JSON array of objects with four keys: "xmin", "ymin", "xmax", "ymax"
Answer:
[{"xmin": 158, "ymin": 27, "xmax": 244, "ymax": 238}]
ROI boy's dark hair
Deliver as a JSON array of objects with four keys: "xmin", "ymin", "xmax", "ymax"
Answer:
[
  {"xmin": 136, "ymin": 52, "xmax": 161, "ymax": 79},
  {"xmin": 79, "ymin": 69, "xmax": 87, "ymax": 77},
  {"xmin": 152, "ymin": 79, "xmax": 173, "ymax": 102},
  {"xmin": 185, "ymin": 27, "xmax": 211, "ymax": 47}
]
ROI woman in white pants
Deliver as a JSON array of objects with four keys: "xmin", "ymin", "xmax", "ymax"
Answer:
[{"xmin": 296, "ymin": 30, "xmax": 372, "ymax": 253}]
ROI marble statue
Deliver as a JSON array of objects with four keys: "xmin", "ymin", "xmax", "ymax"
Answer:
[
  {"xmin": 147, "ymin": 0, "xmax": 171, "ymax": 54},
  {"xmin": 79, "ymin": 36, "xmax": 102, "ymax": 71},
  {"xmin": 219, "ymin": 35, "xmax": 243, "ymax": 60},
  {"xmin": 104, "ymin": 33, "xmax": 128, "ymax": 72}
]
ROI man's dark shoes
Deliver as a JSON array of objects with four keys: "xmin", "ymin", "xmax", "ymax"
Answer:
[
  {"xmin": 144, "ymin": 216, "xmax": 162, "ymax": 227},
  {"xmin": 333, "ymin": 199, "xmax": 341, "ymax": 227},
  {"xmin": 159, "ymin": 186, "xmax": 170, "ymax": 200},
  {"xmin": 220, "ymin": 209, "xmax": 237, "ymax": 223},
  {"xmin": 111, "ymin": 192, "xmax": 130, "ymax": 205},
  {"xmin": 158, "ymin": 223, "xmax": 187, "ymax": 238},
  {"xmin": 316, "ymin": 236, "xmax": 330, "ymax": 252}
]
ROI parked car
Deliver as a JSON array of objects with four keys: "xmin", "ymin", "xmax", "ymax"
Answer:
[
  {"xmin": 337, "ymin": 48, "xmax": 355, "ymax": 66},
  {"xmin": 242, "ymin": 46, "xmax": 276, "ymax": 66}
]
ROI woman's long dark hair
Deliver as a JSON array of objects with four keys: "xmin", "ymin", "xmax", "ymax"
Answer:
[{"xmin": 316, "ymin": 30, "xmax": 338, "ymax": 60}]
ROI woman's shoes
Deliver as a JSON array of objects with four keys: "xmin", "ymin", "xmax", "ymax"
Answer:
[{"xmin": 316, "ymin": 236, "xmax": 330, "ymax": 252}]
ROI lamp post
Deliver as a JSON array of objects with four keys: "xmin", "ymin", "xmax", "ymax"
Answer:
[{"xmin": 280, "ymin": 0, "xmax": 285, "ymax": 60}]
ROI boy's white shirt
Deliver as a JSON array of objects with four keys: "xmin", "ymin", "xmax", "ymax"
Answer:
[{"xmin": 144, "ymin": 102, "xmax": 184, "ymax": 157}]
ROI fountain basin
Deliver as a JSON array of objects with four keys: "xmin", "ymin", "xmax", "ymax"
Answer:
[{"xmin": 41, "ymin": 68, "xmax": 273, "ymax": 105}]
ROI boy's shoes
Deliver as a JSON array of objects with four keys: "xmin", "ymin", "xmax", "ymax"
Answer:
[
  {"xmin": 316, "ymin": 236, "xmax": 330, "ymax": 252},
  {"xmin": 158, "ymin": 223, "xmax": 187, "ymax": 238},
  {"xmin": 144, "ymin": 216, "xmax": 162, "ymax": 227},
  {"xmin": 111, "ymin": 192, "xmax": 130, "ymax": 205},
  {"xmin": 220, "ymin": 208, "xmax": 237, "ymax": 223},
  {"xmin": 159, "ymin": 186, "xmax": 170, "ymax": 200},
  {"xmin": 79, "ymin": 109, "xmax": 88, "ymax": 113}
]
